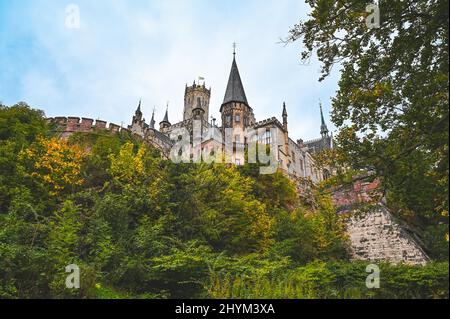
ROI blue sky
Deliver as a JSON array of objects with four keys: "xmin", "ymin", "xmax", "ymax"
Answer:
[{"xmin": 0, "ymin": 0, "xmax": 340, "ymax": 140}]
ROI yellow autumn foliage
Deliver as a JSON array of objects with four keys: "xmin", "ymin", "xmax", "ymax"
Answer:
[{"xmin": 20, "ymin": 137, "xmax": 86, "ymax": 195}]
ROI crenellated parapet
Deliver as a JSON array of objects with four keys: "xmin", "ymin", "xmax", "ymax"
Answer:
[
  {"xmin": 48, "ymin": 116, "xmax": 130, "ymax": 139},
  {"xmin": 47, "ymin": 116, "xmax": 171, "ymax": 159}
]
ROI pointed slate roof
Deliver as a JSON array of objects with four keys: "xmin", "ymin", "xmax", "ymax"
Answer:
[
  {"xmin": 320, "ymin": 102, "xmax": 329, "ymax": 136},
  {"xmin": 135, "ymin": 99, "xmax": 142, "ymax": 116},
  {"xmin": 150, "ymin": 109, "xmax": 156, "ymax": 129},
  {"xmin": 160, "ymin": 107, "xmax": 170, "ymax": 125},
  {"xmin": 222, "ymin": 56, "xmax": 249, "ymax": 107}
]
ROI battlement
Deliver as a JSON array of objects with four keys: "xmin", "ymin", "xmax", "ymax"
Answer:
[
  {"xmin": 185, "ymin": 82, "xmax": 211, "ymax": 95},
  {"xmin": 252, "ymin": 117, "xmax": 283, "ymax": 129},
  {"xmin": 47, "ymin": 116, "xmax": 129, "ymax": 139}
]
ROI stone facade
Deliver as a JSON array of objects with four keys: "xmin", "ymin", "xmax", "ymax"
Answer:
[
  {"xmin": 49, "ymin": 53, "xmax": 332, "ymax": 182},
  {"xmin": 347, "ymin": 205, "xmax": 429, "ymax": 265},
  {"xmin": 332, "ymin": 176, "xmax": 430, "ymax": 265},
  {"xmin": 125, "ymin": 53, "xmax": 332, "ymax": 182}
]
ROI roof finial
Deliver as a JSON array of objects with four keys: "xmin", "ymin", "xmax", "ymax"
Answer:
[{"xmin": 233, "ymin": 42, "xmax": 237, "ymax": 56}]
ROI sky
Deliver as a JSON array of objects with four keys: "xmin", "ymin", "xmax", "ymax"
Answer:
[{"xmin": 0, "ymin": 0, "xmax": 341, "ymax": 141}]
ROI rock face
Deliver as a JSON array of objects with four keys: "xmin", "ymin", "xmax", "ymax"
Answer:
[
  {"xmin": 347, "ymin": 205, "xmax": 429, "ymax": 265},
  {"xmin": 331, "ymin": 176, "xmax": 429, "ymax": 265}
]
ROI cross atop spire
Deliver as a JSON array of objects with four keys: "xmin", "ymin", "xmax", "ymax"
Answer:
[{"xmin": 222, "ymin": 50, "xmax": 249, "ymax": 107}]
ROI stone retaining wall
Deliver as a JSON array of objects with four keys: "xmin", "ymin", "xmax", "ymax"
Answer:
[{"xmin": 331, "ymin": 176, "xmax": 429, "ymax": 265}]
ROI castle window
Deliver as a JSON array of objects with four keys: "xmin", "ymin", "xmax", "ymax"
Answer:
[
  {"xmin": 235, "ymin": 114, "xmax": 241, "ymax": 123},
  {"xmin": 226, "ymin": 115, "xmax": 232, "ymax": 126},
  {"xmin": 264, "ymin": 129, "xmax": 272, "ymax": 145},
  {"xmin": 292, "ymin": 151, "xmax": 296, "ymax": 163}
]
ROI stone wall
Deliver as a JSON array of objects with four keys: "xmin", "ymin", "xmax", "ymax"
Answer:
[
  {"xmin": 48, "ymin": 117, "xmax": 130, "ymax": 140},
  {"xmin": 331, "ymin": 176, "xmax": 430, "ymax": 265},
  {"xmin": 48, "ymin": 116, "xmax": 173, "ymax": 159},
  {"xmin": 347, "ymin": 205, "xmax": 429, "ymax": 265}
]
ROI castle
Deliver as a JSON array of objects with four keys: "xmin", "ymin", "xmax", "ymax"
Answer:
[
  {"xmin": 128, "ymin": 52, "xmax": 333, "ymax": 182},
  {"xmin": 47, "ymin": 53, "xmax": 431, "ymax": 265},
  {"xmin": 50, "ymin": 52, "xmax": 333, "ymax": 183}
]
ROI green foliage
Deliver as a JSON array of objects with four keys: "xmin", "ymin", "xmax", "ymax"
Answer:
[
  {"xmin": 205, "ymin": 261, "xmax": 449, "ymax": 299},
  {"xmin": 0, "ymin": 103, "xmax": 49, "ymax": 213},
  {"xmin": 0, "ymin": 104, "xmax": 447, "ymax": 299},
  {"xmin": 288, "ymin": 0, "xmax": 449, "ymax": 258}
]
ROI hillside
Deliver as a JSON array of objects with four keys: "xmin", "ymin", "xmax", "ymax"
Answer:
[{"xmin": 0, "ymin": 103, "xmax": 448, "ymax": 299}]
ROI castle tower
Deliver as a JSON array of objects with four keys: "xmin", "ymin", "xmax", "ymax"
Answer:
[
  {"xmin": 130, "ymin": 100, "xmax": 146, "ymax": 136},
  {"xmin": 184, "ymin": 81, "xmax": 211, "ymax": 121},
  {"xmin": 220, "ymin": 51, "xmax": 255, "ymax": 131},
  {"xmin": 220, "ymin": 49, "xmax": 255, "ymax": 165},
  {"xmin": 160, "ymin": 106, "xmax": 171, "ymax": 133}
]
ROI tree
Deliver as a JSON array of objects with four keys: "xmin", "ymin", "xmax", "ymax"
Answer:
[
  {"xmin": 287, "ymin": 0, "xmax": 448, "ymax": 248},
  {"xmin": 20, "ymin": 137, "xmax": 86, "ymax": 197},
  {"xmin": 0, "ymin": 103, "xmax": 49, "ymax": 213}
]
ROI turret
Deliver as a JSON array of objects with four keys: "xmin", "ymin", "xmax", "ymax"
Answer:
[
  {"xmin": 132, "ymin": 100, "xmax": 143, "ymax": 124},
  {"xmin": 282, "ymin": 102, "xmax": 288, "ymax": 131},
  {"xmin": 150, "ymin": 108, "xmax": 156, "ymax": 129},
  {"xmin": 220, "ymin": 51, "xmax": 255, "ymax": 130},
  {"xmin": 184, "ymin": 81, "xmax": 211, "ymax": 121},
  {"xmin": 220, "ymin": 48, "xmax": 255, "ymax": 166},
  {"xmin": 282, "ymin": 102, "xmax": 289, "ymax": 157},
  {"xmin": 160, "ymin": 106, "xmax": 171, "ymax": 133}
]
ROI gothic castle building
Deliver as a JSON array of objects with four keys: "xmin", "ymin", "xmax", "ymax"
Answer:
[{"xmin": 128, "ymin": 53, "xmax": 333, "ymax": 183}]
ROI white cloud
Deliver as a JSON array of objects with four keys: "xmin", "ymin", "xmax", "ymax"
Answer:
[{"xmin": 1, "ymin": 0, "xmax": 341, "ymax": 140}]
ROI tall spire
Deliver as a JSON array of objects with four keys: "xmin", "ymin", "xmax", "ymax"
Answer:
[
  {"xmin": 150, "ymin": 107, "xmax": 156, "ymax": 129},
  {"xmin": 161, "ymin": 103, "xmax": 170, "ymax": 124},
  {"xmin": 222, "ymin": 49, "xmax": 249, "ymax": 106},
  {"xmin": 282, "ymin": 102, "xmax": 288, "ymax": 118},
  {"xmin": 319, "ymin": 101, "xmax": 329, "ymax": 137},
  {"xmin": 134, "ymin": 99, "xmax": 143, "ymax": 121},
  {"xmin": 282, "ymin": 102, "xmax": 288, "ymax": 132}
]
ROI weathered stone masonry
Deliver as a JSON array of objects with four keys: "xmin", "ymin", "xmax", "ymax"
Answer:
[{"xmin": 332, "ymin": 177, "xmax": 430, "ymax": 265}]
